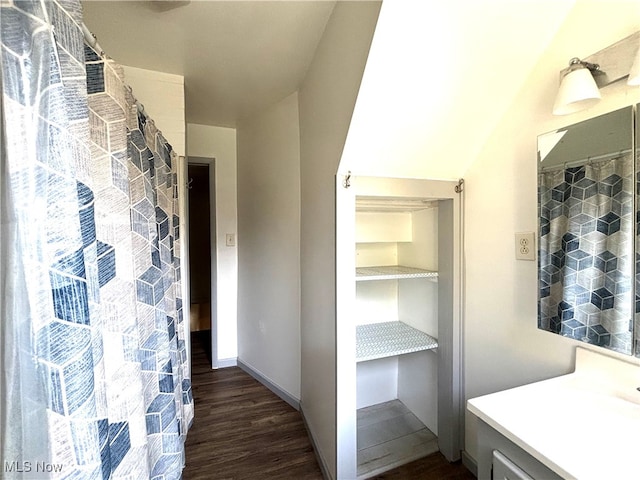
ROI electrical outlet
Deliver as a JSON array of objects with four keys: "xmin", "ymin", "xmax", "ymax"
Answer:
[{"xmin": 515, "ymin": 232, "xmax": 535, "ymax": 261}]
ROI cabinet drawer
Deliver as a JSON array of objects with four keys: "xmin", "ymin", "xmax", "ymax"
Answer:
[{"xmin": 493, "ymin": 450, "xmax": 533, "ymax": 480}]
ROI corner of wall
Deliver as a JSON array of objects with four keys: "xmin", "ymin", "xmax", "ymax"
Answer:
[
  {"xmin": 235, "ymin": 92, "xmax": 302, "ymax": 399},
  {"xmin": 122, "ymin": 65, "xmax": 186, "ymax": 157},
  {"xmin": 298, "ymin": 2, "xmax": 381, "ymax": 478}
]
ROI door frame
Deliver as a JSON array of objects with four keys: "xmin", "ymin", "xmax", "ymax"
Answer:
[
  {"xmin": 335, "ymin": 175, "xmax": 464, "ymax": 478},
  {"xmin": 177, "ymin": 156, "xmax": 191, "ymax": 376}
]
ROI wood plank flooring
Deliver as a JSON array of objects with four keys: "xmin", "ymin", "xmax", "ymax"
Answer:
[
  {"xmin": 183, "ymin": 331, "xmax": 322, "ymax": 480},
  {"xmin": 183, "ymin": 331, "xmax": 475, "ymax": 479},
  {"xmin": 370, "ymin": 455, "xmax": 476, "ymax": 480}
]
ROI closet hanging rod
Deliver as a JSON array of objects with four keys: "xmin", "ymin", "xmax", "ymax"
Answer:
[{"xmin": 81, "ymin": 23, "xmax": 104, "ymax": 57}]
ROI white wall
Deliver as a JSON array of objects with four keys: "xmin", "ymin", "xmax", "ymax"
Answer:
[
  {"xmin": 463, "ymin": 1, "xmax": 640, "ymax": 463},
  {"xmin": 338, "ymin": 1, "xmax": 574, "ymax": 180},
  {"xmin": 236, "ymin": 92, "xmax": 301, "ymax": 399},
  {"xmin": 123, "ymin": 66, "xmax": 185, "ymax": 157},
  {"xmin": 187, "ymin": 124, "xmax": 238, "ymax": 364},
  {"xmin": 333, "ymin": 0, "xmax": 640, "ymax": 466},
  {"xmin": 298, "ymin": 2, "xmax": 381, "ymax": 478},
  {"xmin": 121, "ymin": 65, "xmax": 191, "ymax": 367}
]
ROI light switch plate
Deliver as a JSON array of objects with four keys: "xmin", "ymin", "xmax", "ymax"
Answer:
[
  {"xmin": 225, "ymin": 233, "xmax": 236, "ymax": 247},
  {"xmin": 515, "ymin": 232, "xmax": 535, "ymax": 261}
]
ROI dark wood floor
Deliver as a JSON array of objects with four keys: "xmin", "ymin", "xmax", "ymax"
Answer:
[
  {"xmin": 371, "ymin": 456, "xmax": 475, "ymax": 480},
  {"xmin": 183, "ymin": 331, "xmax": 475, "ymax": 479}
]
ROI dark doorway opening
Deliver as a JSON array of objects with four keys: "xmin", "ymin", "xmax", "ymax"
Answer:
[{"xmin": 188, "ymin": 163, "xmax": 213, "ymax": 365}]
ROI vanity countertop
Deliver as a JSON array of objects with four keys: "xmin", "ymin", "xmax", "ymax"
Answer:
[{"xmin": 467, "ymin": 347, "xmax": 640, "ymax": 480}]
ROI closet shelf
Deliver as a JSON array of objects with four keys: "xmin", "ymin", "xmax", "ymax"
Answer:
[
  {"xmin": 356, "ymin": 265, "xmax": 438, "ymax": 281},
  {"xmin": 356, "ymin": 321, "xmax": 438, "ymax": 362}
]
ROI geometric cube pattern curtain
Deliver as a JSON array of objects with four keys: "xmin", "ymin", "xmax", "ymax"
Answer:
[
  {"xmin": 1, "ymin": 1, "xmax": 193, "ymax": 478},
  {"xmin": 538, "ymin": 154, "xmax": 633, "ymax": 355}
]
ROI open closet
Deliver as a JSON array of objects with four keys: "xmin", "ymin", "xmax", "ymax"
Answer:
[{"xmin": 336, "ymin": 176, "xmax": 463, "ymax": 479}]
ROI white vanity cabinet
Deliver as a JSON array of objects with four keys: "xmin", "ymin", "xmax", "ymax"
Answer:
[
  {"xmin": 477, "ymin": 422, "xmax": 563, "ymax": 480},
  {"xmin": 468, "ymin": 347, "xmax": 640, "ymax": 480}
]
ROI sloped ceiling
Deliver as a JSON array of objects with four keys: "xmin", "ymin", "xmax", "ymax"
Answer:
[
  {"xmin": 81, "ymin": 1, "xmax": 336, "ymax": 127},
  {"xmin": 340, "ymin": 0, "xmax": 578, "ymax": 180}
]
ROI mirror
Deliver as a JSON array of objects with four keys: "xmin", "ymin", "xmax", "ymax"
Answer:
[{"xmin": 538, "ymin": 106, "xmax": 635, "ymax": 355}]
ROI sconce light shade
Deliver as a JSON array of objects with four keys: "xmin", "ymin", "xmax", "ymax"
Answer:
[
  {"xmin": 627, "ymin": 47, "xmax": 640, "ymax": 85},
  {"xmin": 553, "ymin": 62, "xmax": 601, "ymax": 115}
]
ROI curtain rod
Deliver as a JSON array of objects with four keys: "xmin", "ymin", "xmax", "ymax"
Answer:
[
  {"xmin": 81, "ymin": 22, "xmax": 104, "ymax": 57},
  {"xmin": 539, "ymin": 148, "xmax": 633, "ymax": 172},
  {"xmin": 80, "ymin": 25, "xmax": 146, "ymax": 118}
]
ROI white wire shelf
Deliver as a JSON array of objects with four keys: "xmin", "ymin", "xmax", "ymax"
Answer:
[
  {"xmin": 356, "ymin": 321, "xmax": 438, "ymax": 362},
  {"xmin": 356, "ymin": 265, "xmax": 438, "ymax": 281}
]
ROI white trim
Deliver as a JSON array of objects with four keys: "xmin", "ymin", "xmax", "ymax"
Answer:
[
  {"xmin": 177, "ymin": 156, "xmax": 191, "ymax": 378},
  {"xmin": 301, "ymin": 402, "xmax": 334, "ymax": 480},
  {"xmin": 336, "ymin": 176, "xmax": 464, "ymax": 476},
  {"xmin": 237, "ymin": 358, "xmax": 300, "ymax": 411},
  {"xmin": 214, "ymin": 357, "xmax": 237, "ymax": 369},
  {"xmin": 187, "ymin": 157, "xmax": 217, "ymax": 368},
  {"xmin": 461, "ymin": 450, "xmax": 478, "ymax": 477}
]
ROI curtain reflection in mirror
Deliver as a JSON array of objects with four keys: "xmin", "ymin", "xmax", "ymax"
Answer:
[{"xmin": 539, "ymin": 153, "xmax": 633, "ymax": 355}]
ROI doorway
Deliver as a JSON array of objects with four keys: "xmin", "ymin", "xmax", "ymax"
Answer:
[{"xmin": 188, "ymin": 159, "xmax": 217, "ymax": 366}]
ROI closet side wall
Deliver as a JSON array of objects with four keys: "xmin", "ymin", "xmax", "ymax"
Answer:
[
  {"xmin": 398, "ymin": 208, "xmax": 438, "ymax": 336},
  {"xmin": 398, "ymin": 352, "xmax": 438, "ymax": 434},
  {"xmin": 397, "ymin": 207, "xmax": 439, "ymax": 433}
]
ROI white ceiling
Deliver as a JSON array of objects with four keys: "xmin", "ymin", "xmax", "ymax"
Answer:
[
  {"xmin": 81, "ymin": 1, "xmax": 336, "ymax": 127},
  {"xmin": 81, "ymin": 0, "xmax": 602, "ymax": 173}
]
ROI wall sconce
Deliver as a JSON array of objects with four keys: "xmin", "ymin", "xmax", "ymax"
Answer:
[
  {"xmin": 553, "ymin": 31, "xmax": 640, "ymax": 115},
  {"xmin": 552, "ymin": 58, "xmax": 601, "ymax": 115}
]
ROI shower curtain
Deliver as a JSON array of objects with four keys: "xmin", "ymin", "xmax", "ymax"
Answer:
[
  {"xmin": 1, "ymin": 1, "xmax": 193, "ymax": 478},
  {"xmin": 538, "ymin": 154, "xmax": 633, "ymax": 354}
]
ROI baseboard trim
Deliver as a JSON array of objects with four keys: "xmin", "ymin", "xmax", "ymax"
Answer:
[
  {"xmin": 236, "ymin": 358, "xmax": 300, "ymax": 411},
  {"xmin": 300, "ymin": 402, "xmax": 333, "ymax": 480},
  {"xmin": 214, "ymin": 357, "xmax": 237, "ymax": 369},
  {"xmin": 461, "ymin": 450, "xmax": 478, "ymax": 478}
]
